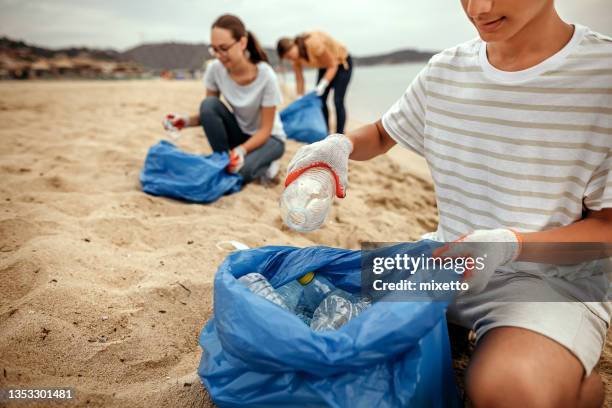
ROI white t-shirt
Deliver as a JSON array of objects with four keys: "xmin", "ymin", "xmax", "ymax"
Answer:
[
  {"xmin": 382, "ymin": 25, "xmax": 612, "ymax": 316},
  {"xmin": 204, "ymin": 60, "xmax": 286, "ymax": 140}
]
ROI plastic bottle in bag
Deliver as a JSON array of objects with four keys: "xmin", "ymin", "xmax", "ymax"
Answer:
[
  {"xmin": 280, "ymin": 168, "xmax": 335, "ymax": 232},
  {"xmin": 238, "ymin": 273, "xmax": 288, "ymax": 309},
  {"xmin": 276, "ymin": 280, "xmax": 304, "ymax": 311},
  {"xmin": 277, "ymin": 280, "xmax": 313, "ymax": 325},
  {"xmin": 295, "ymin": 303, "xmax": 313, "ymax": 325},
  {"xmin": 310, "ymin": 290, "xmax": 372, "ymax": 332},
  {"xmin": 298, "ymin": 272, "xmax": 336, "ymax": 314}
]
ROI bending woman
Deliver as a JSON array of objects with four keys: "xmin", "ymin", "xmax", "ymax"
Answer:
[
  {"xmin": 163, "ymin": 14, "xmax": 285, "ymax": 183},
  {"xmin": 277, "ymin": 31, "xmax": 352, "ymax": 133}
]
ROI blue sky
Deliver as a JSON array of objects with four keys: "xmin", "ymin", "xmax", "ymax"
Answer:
[{"xmin": 0, "ymin": 0, "xmax": 610, "ymax": 54}]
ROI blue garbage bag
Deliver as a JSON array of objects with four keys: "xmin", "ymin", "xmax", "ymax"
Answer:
[
  {"xmin": 140, "ymin": 140, "xmax": 243, "ymax": 203},
  {"xmin": 280, "ymin": 92, "xmax": 328, "ymax": 143},
  {"xmin": 198, "ymin": 242, "xmax": 461, "ymax": 408}
]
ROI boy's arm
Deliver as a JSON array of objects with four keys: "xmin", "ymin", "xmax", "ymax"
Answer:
[
  {"xmin": 518, "ymin": 208, "xmax": 612, "ymax": 264},
  {"xmin": 347, "ymin": 120, "xmax": 396, "ymax": 161}
]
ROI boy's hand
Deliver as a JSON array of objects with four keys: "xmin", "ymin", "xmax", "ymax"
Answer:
[
  {"xmin": 433, "ymin": 229, "xmax": 522, "ymax": 294},
  {"xmin": 285, "ymin": 133, "xmax": 353, "ymax": 198}
]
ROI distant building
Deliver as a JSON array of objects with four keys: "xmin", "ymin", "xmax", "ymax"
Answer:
[{"xmin": 0, "ymin": 48, "xmax": 146, "ymax": 80}]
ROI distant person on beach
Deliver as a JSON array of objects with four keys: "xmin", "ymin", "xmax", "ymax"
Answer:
[
  {"xmin": 163, "ymin": 14, "xmax": 285, "ymax": 183},
  {"xmin": 283, "ymin": 0, "xmax": 611, "ymax": 406},
  {"xmin": 277, "ymin": 31, "xmax": 352, "ymax": 133}
]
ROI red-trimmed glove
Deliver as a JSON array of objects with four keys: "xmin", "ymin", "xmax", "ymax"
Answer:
[
  {"xmin": 433, "ymin": 228, "xmax": 523, "ymax": 294},
  {"xmin": 285, "ymin": 133, "xmax": 353, "ymax": 198},
  {"xmin": 162, "ymin": 113, "xmax": 189, "ymax": 131},
  {"xmin": 227, "ymin": 146, "xmax": 246, "ymax": 174}
]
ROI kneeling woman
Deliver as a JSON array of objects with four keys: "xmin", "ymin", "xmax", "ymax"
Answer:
[{"xmin": 164, "ymin": 14, "xmax": 285, "ymax": 182}]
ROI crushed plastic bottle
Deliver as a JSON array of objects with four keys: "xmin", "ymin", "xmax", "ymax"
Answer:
[
  {"xmin": 310, "ymin": 290, "xmax": 372, "ymax": 332},
  {"xmin": 280, "ymin": 168, "xmax": 335, "ymax": 232},
  {"xmin": 238, "ymin": 273, "xmax": 288, "ymax": 310}
]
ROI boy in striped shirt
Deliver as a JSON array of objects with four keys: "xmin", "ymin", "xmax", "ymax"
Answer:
[{"xmin": 285, "ymin": 0, "xmax": 611, "ymax": 406}]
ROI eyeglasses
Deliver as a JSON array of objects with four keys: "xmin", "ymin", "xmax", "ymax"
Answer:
[{"xmin": 208, "ymin": 41, "xmax": 239, "ymax": 57}]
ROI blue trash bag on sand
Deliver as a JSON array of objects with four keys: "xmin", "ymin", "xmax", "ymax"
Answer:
[
  {"xmin": 280, "ymin": 92, "xmax": 328, "ymax": 143},
  {"xmin": 140, "ymin": 140, "xmax": 243, "ymax": 203},
  {"xmin": 198, "ymin": 242, "xmax": 462, "ymax": 408}
]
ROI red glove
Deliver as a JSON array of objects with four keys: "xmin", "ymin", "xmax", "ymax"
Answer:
[
  {"xmin": 227, "ymin": 146, "xmax": 246, "ymax": 173},
  {"xmin": 162, "ymin": 113, "xmax": 189, "ymax": 131}
]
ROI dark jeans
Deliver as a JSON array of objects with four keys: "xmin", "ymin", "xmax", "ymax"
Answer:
[
  {"xmin": 317, "ymin": 55, "xmax": 353, "ymax": 133},
  {"xmin": 199, "ymin": 96, "xmax": 285, "ymax": 183}
]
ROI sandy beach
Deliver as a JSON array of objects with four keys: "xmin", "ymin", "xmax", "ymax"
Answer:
[{"xmin": 0, "ymin": 80, "xmax": 610, "ymax": 407}]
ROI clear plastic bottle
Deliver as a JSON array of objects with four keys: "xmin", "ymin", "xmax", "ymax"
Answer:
[
  {"xmin": 277, "ymin": 280, "xmax": 315, "ymax": 325},
  {"xmin": 295, "ymin": 303, "xmax": 313, "ymax": 325},
  {"xmin": 276, "ymin": 280, "xmax": 304, "ymax": 311},
  {"xmin": 280, "ymin": 168, "xmax": 335, "ymax": 232},
  {"xmin": 310, "ymin": 290, "xmax": 372, "ymax": 332},
  {"xmin": 238, "ymin": 273, "xmax": 288, "ymax": 310},
  {"xmin": 163, "ymin": 118, "xmax": 182, "ymax": 141},
  {"xmin": 298, "ymin": 272, "xmax": 336, "ymax": 314}
]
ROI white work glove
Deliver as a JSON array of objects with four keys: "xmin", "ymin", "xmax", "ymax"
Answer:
[
  {"xmin": 285, "ymin": 133, "xmax": 353, "ymax": 198},
  {"xmin": 162, "ymin": 113, "xmax": 190, "ymax": 131},
  {"xmin": 420, "ymin": 231, "xmax": 440, "ymax": 241},
  {"xmin": 315, "ymin": 78, "xmax": 330, "ymax": 96},
  {"xmin": 433, "ymin": 229, "xmax": 522, "ymax": 294},
  {"xmin": 227, "ymin": 145, "xmax": 246, "ymax": 174}
]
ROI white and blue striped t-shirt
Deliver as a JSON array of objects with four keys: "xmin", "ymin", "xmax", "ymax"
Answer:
[{"xmin": 382, "ymin": 24, "xmax": 611, "ymax": 244}]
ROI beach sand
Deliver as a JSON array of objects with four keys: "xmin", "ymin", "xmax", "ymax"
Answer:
[{"xmin": 0, "ymin": 80, "xmax": 609, "ymax": 407}]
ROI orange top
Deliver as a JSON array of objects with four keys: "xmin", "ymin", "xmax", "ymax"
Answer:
[{"xmin": 298, "ymin": 31, "xmax": 349, "ymax": 69}]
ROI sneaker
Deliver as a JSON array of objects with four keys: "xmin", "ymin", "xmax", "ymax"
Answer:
[
  {"xmin": 259, "ymin": 160, "xmax": 281, "ymax": 186},
  {"xmin": 264, "ymin": 160, "xmax": 280, "ymax": 180}
]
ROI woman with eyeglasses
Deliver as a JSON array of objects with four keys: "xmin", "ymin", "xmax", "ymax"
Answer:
[
  {"xmin": 163, "ymin": 14, "xmax": 285, "ymax": 182},
  {"xmin": 276, "ymin": 32, "xmax": 352, "ymax": 133}
]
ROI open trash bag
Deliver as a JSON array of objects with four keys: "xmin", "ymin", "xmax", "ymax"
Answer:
[
  {"xmin": 140, "ymin": 140, "xmax": 243, "ymax": 203},
  {"xmin": 198, "ymin": 243, "xmax": 461, "ymax": 408},
  {"xmin": 280, "ymin": 92, "xmax": 328, "ymax": 143}
]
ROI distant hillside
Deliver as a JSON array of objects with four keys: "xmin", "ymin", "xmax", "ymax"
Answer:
[
  {"xmin": 122, "ymin": 42, "xmax": 280, "ymax": 70},
  {"xmin": 121, "ymin": 42, "xmax": 434, "ymax": 70},
  {"xmin": 1, "ymin": 36, "xmax": 436, "ymax": 73},
  {"xmin": 353, "ymin": 49, "xmax": 435, "ymax": 66},
  {"xmin": 122, "ymin": 42, "xmax": 210, "ymax": 71}
]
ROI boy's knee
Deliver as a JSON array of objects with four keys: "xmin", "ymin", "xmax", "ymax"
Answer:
[{"xmin": 467, "ymin": 360, "xmax": 574, "ymax": 408}]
